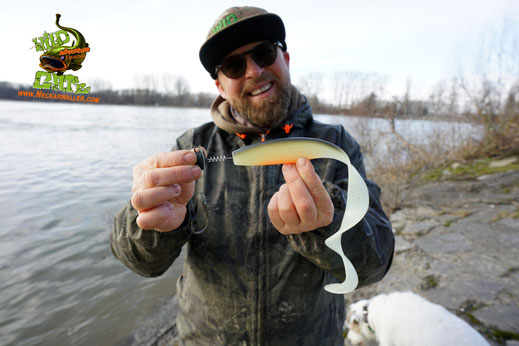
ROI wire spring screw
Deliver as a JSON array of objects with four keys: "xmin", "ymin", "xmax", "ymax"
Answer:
[{"xmin": 206, "ymin": 155, "xmax": 230, "ymax": 163}]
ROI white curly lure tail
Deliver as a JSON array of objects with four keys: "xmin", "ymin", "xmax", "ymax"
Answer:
[{"xmin": 232, "ymin": 137, "xmax": 369, "ymax": 294}]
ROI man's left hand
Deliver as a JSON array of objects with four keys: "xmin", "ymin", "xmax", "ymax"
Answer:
[{"xmin": 268, "ymin": 157, "xmax": 334, "ymax": 234}]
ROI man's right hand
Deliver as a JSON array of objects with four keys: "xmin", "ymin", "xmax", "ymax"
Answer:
[{"xmin": 131, "ymin": 150, "xmax": 202, "ymax": 232}]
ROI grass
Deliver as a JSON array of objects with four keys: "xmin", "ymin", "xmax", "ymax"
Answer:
[
  {"xmin": 420, "ymin": 274, "xmax": 439, "ymax": 290},
  {"xmin": 499, "ymin": 266, "xmax": 519, "ymax": 278},
  {"xmin": 501, "ymin": 186, "xmax": 512, "ymax": 193},
  {"xmin": 433, "ymin": 209, "xmax": 473, "ymax": 218},
  {"xmin": 422, "ymin": 157, "xmax": 519, "ymax": 182},
  {"xmin": 464, "ymin": 312, "xmax": 519, "ymax": 343},
  {"xmin": 465, "ymin": 313, "xmax": 483, "ymax": 326},
  {"xmin": 490, "ymin": 207, "xmax": 519, "ymax": 222},
  {"xmin": 493, "ymin": 329, "xmax": 519, "ymax": 342},
  {"xmin": 354, "ymin": 109, "xmax": 519, "ymax": 213}
]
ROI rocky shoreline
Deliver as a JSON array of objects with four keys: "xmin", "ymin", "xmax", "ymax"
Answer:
[
  {"xmin": 346, "ymin": 169, "xmax": 519, "ymax": 345},
  {"xmin": 130, "ymin": 169, "xmax": 519, "ymax": 346}
]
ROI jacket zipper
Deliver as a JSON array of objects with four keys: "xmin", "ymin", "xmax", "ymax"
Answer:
[{"xmin": 257, "ymin": 164, "xmax": 265, "ymax": 345}]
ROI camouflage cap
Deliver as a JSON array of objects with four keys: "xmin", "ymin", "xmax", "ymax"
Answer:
[{"xmin": 199, "ymin": 6, "xmax": 286, "ymax": 79}]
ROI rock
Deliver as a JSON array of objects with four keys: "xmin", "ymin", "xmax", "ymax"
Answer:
[
  {"xmin": 477, "ymin": 174, "xmax": 493, "ymax": 181},
  {"xmin": 353, "ymin": 170, "xmax": 519, "ymax": 345},
  {"xmin": 496, "ymin": 218, "xmax": 519, "ymax": 231},
  {"xmin": 391, "ymin": 206, "xmax": 437, "ymax": 223},
  {"xmin": 489, "ymin": 157, "xmax": 518, "ymax": 168},
  {"xmin": 414, "ymin": 206, "xmax": 437, "ymax": 219},
  {"xmin": 473, "ymin": 304, "xmax": 519, "ymax": 333},
  {"xmin": 429, "ymin": 261, "xmax": 460, "ymax": 276},
  {"xmin": 426, "ymin": 280, "xmax": 506, "ymax": 308},
  {"xmin": 394, "ymin": 235, "xmax": 413, "ymax": 253},
  {"xmin": 390, "ymin": 220, "xmax": 406, "ymax": 233},
  {"xmin": 499, "ymin": 232, "xmax": 519, "ymax": 248},
  {"xmin": 390, "ymin": 209, "xmax": 408, "ymax": 224},
  {"xmin": 451, "ymin": 162, "xmax": 462, "ymax": 169},
  {"xmin": 506, "ymin": 340, "xmax": 519, "ymax": 346},
  {"xmin": 402, "ymin": 220, "xmax": 439, "ymax": 236},
  {"xmin": 415, "ymin": 232, "xmax": 472, "ymax": 253}
]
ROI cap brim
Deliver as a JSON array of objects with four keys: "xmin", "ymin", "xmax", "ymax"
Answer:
[{"xmin": 200, "ymin": 13, "xmax": 285, "ymax": 79}]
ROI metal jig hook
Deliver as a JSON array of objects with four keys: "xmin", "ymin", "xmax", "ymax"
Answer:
[{"xmin": 192, "ymin": 146, "xmax": 208, "ymax": 234}]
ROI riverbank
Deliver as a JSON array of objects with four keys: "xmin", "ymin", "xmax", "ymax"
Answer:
[{"xmin": 345, "ymin": 163, "xmax": 519, "ymax": 345}]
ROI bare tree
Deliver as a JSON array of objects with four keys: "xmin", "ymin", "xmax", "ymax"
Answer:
[
  {"xmin": 456, "ymin": 17, "xmax": 519, "ymax": 154},
  {"xmin": 174, "ymin": 76, "xmax": 190, "ymax": 98},
  {"xmin": 446, "ymin": 77, "xmax": 459, "ymax": 116},
  {"xmin": 134, "ymin": 74, "xmax": 160, "ymax": 92},
  {"xmin": 88, "ymin": 78, "xmax": 113, "ymax": 92},
  {"xmin": 162, "ymin": 74, "xmax": 176, "ymax": 94},
  {"xmin": 161, "ymin": 74, "xmax": 191, "ymax": 106},
  {"xmin": 332, "ymin": 71, "xmax": 389, "ymax": 113},
  {"xmin": 402, "ymin": 77, "xmax": 412, "ymax": 116},
  {"xmin": 428, "ymin": 80, "xmax": 446, "ymax": 115},
  {"xmin": 333, "ymin": 70, "xmax": 362, "ymax": 109},
  {"xmin": 296, "ymin": 72, "xmax": 323, "ymax": 98}
]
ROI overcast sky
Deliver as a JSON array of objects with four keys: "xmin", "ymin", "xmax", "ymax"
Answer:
[{"xmin": 2, "ymin": 0, "xmax": 517, "ymax": 103}]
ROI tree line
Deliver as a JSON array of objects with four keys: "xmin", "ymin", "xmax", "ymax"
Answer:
[
  {"xmin": 1, "ymin": 74, "xmax": 215, "ymax": 108},
  {"xmin": 2, "ymin": 69, "xmax": 516, "ymax": 122}
]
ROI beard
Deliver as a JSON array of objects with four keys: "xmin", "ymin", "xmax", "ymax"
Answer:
[{"xmin": 231, "ymin": 73, "xmax": 291, "ymax": 129}]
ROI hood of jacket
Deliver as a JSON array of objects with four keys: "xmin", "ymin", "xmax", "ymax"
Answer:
[{"xmin": 210, "ymin": 84, "xmax": 310, "ymax": 135}]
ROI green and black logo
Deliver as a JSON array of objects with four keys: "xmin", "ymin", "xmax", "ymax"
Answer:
[{"xmin": 31, "ymin": 14, "xmax": 91, "ymax": 94}]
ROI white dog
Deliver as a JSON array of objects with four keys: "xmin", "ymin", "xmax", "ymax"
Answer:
[{"xmin": 345, "ymin": 291, "xmax": 489, "ymax": 346}]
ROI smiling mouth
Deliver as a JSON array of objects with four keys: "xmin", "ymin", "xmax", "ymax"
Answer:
[{"xmin": 249, "ymin": 83, "xmax": 273, "ymax": 96}]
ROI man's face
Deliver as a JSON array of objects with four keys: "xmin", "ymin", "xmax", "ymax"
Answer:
[{"xmin": 215, "ymin": 41, "xmax": 291, "ymax": 128}]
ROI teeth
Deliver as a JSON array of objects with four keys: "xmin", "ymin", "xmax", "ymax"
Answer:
[{"xmin": 250, "ymin": 83, "xmax": 272, "ymax": 96}]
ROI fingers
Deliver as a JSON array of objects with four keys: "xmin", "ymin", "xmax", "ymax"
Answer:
[
  {"xmin": 133, "ymin": 181, "xmax": 195, "ymax": 232},
  {"xmin": 131, "ymin": 184, "xmax": 181, "ymax": 211},
  {"xmin": 132, "ymin": 165, "xmax": 201, "ymax": 192},
  {"xmin": 289, "ymin": 158, "xmax": 334, "ymax": 213},
  {"xmin": 282, "ymin": 163, "xmax": 318, "ymax": 223},
  {"xmin": 268, "ymin": 192, "xmax": 284, "ymax": 231},
  {"xmin": 134, "ymin": 150, "xmax": 197, "ymax": 175},
  {"xmin": 136, "ymin": 202, "xmax": 187, "ymax": 232},
  {"xmin": 269, "ymin": 158, "xmax": 334, "ymax": 234},
  {"xmin": 130, "ymin": 149, "xmax": 203, "ymax": 232},
  {"xmin": 277, "ymin": 184, "xmax": 301, "ymax": 225}
]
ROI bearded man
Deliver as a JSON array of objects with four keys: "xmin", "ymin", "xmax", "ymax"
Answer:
[{"xmin": 111, "ymin": 6, "xmax": 394, "ymax": 345}]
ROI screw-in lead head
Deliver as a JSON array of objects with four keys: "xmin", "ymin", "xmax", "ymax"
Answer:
[{"xmin": 194, "ymin": 147, "xmax": 206, "ymax": 170}]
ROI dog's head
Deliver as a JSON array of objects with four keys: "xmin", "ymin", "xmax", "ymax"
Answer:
[
  {"xmin": 346, "ymin": 299, "xmax": 369, "ymax": 327},
  {"xmin": 345, "ymin": 299, "xmax": 375, "ymax": 345}
]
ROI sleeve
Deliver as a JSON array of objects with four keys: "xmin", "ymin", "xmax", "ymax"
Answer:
[
  {"xmin": 110, "ymin": 200, "xmax": 195, "ymax": 277},
  {"xmin": 286, "ymin": 129, "xmax": 395, "ymax": 288},
  {"xmin": 110, "ymin": 141, "xmax": 196, "ymax": 278}
]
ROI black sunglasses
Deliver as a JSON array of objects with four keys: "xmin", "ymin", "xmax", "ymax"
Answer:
[{"xmin": 215, "ymin": 41, "xmax": 283, "ymax": 79}]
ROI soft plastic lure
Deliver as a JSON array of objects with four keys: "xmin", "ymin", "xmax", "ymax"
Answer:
[{"xmin": 195, "ymin": 137, "xmax": 369, "ymax": 294}]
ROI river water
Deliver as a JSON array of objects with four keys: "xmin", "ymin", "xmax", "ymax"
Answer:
[{"xmin": 0, "ymin": 100, "xmax": 478, "ymax": 345}]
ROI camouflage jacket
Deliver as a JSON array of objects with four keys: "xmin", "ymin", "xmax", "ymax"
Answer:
[{"xmin": 111, "ymin": 87, "xmax": 394, "ymax": 345}]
